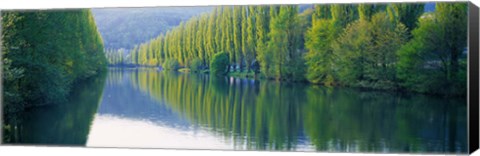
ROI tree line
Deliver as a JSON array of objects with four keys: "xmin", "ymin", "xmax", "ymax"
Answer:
[
  {"xmin": 105, "ymin": 2, "xmax": 467, "ymax": 96},
  {"xmin": 105, "ymin": 48, "xmax": 126, "ymax": 66},
  {"xmin": 2, "ymin": 9, "xmax": 107, "ymax": 114},
  {"xmin": 92, "ymin": 7, "xmax": 213, "ymax": 50}
]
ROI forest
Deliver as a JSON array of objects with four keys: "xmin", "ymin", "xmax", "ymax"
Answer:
[
  {"xmin": 92, "ymin": 7, "xmax": 213, "ymax": 50},
  {"xmin": 105, "ymin": 3, "xmax": 467, "ymax": 96},
  {"xmin": 1, "ymin": 9, "xmax": 107, "ymax": 114}
]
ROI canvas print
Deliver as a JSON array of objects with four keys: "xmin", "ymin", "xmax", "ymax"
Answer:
[{"xmin": 1, "ymin": 2, "xmax": 470, "ymax": 154}]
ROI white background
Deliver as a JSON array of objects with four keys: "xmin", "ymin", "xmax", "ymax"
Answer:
[{"xmin": 0, "ymin": 0, "xmax": 479, "ymax": 156}]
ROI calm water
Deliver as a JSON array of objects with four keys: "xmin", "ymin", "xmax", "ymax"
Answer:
[{"xmin": 4, "ymin": 68, "xmax": 468, "ymax": 153}]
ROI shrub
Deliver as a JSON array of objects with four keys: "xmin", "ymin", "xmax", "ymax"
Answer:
[
  {"xmin": 188, "ymin": 58, "xmax": 203, "ymax": 72},
  {"xmin": 162, "ymin": 59, "xmax": 180, "ymax": 71},
  {"xmin": 210, "ymin": 52, "xmax": 230, "ymax": 75}
]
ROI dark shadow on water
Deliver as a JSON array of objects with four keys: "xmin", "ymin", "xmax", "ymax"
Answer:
[{"xmin": 2, "ymin": 72, "xmax": 108, "ymax": 146}]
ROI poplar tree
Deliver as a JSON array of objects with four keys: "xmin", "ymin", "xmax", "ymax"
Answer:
[
  {"xmin": 245, "ymin": 6, "xmax": 257, "ymax": 72},
  {"xmin": 255, "ymin": 6, "xmax": 270, "ymax": 76},
  {"xmin": 234, "ymin": 6, "xmax": 244, "ymax": 70}
]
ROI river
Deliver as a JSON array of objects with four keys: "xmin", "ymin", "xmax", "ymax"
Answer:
[{"xmin": 3, "ymin": 68, "xmax": 468, "ymax": 153}]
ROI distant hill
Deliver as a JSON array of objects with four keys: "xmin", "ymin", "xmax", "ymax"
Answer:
[{"xmin": 92, "ymin": 7, "xmax": 213, "ymax": 50}]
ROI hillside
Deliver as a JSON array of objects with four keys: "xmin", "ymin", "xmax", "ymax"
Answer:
[{"xmin": 92, "ymin": 7, "xmax": 213, "ymax": 50}]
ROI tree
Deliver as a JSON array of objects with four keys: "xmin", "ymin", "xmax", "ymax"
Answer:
[
  {"xmin": 255, "ymin": 6, "xmax": 270, "ymax": 76},
  {"xmin": 2, "ymin": 9, "xmax": 107, "ymax": 112},
  {"xmin": 368, "ymin": 12, "xmax": 408, "ymax": 82},
  {"xmin": 233, "ymin": 6, "xmax": 244, "ymax": 70},
  {"xmin": 163, "ymin": 59, "xmax": 180, "ymax": 70},
  {"xmin": 387, "ymin": 3, "xmax": 425, "ymax": 32},
  {"xmin": 312, "ymin": 4, "xmax": 331, "ymax": 22},
  {"xmin": 267, "ymin": 6, "xmax": 289, "ymax": 80},
  {"xmin": 305, "ymin": 19, "xmax": 336, "ymax": 85},
  {"xmin": 332, "ymin": 19, "xmax": 371, "ymax": 85},
  {"xmin": 245, "ymin": 6, "xmax": 257, "ymax": 72},
  {"xmin": 210, "ymin": 52, "xmax": 230, "ymax": 75},
  {"xmin": 188, "ymin": 58, "xmax": 203, "ymax": 72},
  {"xmin": 221, "ymin": 7, "xmax": 235, "ymax": 70},
  {"xmin": 117, "ymin": 3, "xmax": 466, "ymax": 96},
  {"xmin": 358, "ymin": 4, "xmax": 385, "ymax": 21},
  {"xmin": 333, "ymin": 12, "xmax": 408, "ymax": 88},
  {"xmin": 397, "ymin": 2, "xmax": 467, "ymax": 96},
  {"xmin": 206, "ymin": 10, "xmax": 217, "ymax": 66},
  {"xmin": 196, "ymin": 14, "xmax": 208, "ymax": 66},
  {"xmin": 305, "ymin": 4, "xmax": 359, "ymax": 85}
]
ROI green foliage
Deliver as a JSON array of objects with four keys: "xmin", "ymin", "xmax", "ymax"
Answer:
[
  {"xmin": 255, "ymin": 6, "xmax": 271, "ymax": 76},
  {"xmin": 162, "ymin": 59, "xmax": 180, "ymax": 71},
  {"xmin": 210, "ymin": 52, "xmax": 230, "ymax": 75},
  {"xmin": 333, "ymin": 12, "xmax": 408, "ymax": 89},
  {"xmin": 368, "ymin": 13, "xmax": 409, "ymax": 81},
  {"xmin": 221, "ymin": 7, "xmax": 235, "ymax": 67},
  {"xmin": 187, "ymin": 58, "xmax": 203, "ymax": 72},
  {"xmin": 245, "ymin": 6, "xmax": 257, "ymax": 71},
  {"xmin": 312, "ymin": 4, "xmax": 331, "ymax": 21},
  {"xmin": 92, "ymin": 7, "xmax": 212, "ymax": 50},
  {"xmin": 331, "ymin": 4, "xmax": 358, "ymax": 29},
  {"xmin": 358, "ymin": 4, "xmax": 386, "ymax": 21},
  {"xmin": 396, "ymin": 2, "xmax": 467, "ymax": 96},
  {"xmin": 264, "ymin": 6, "xmax": 304, "ymax": 81},
  {"xmin": 125, "ymin": 36, "xmax": 164, "ymax": 66},
  {"xmin": 105, "ymin": 48, "xmax": 126, "ymax": 65},
  {"xmin": 305, "ymin": 4, "xmax": 360, "ymax": 85},
  {"xmin": 2, "ymin": 59, "xmax": 25, "ymax": 114},
  {"xmin": 387, "ymin": 3, "xmax": 425, "ymax": 32},
  {"xmin": 305, "ymin": 19, "xmax": 336, "ymax": 85},
  {"xmin": 234, "ymin": 6, "xmax": 244, "ymax": 69},
  {"xmin": 303, "ymin": 2, "xmax": 465, "ymax": 96},
  {"xmin": 2, "ymin": 9, "xmax": 107, "ymax": 112},
  {"xmin": 120, "ymin": 3, "xmax": 465, "ymax": 96},
  {"xmin": 266, "ymin": 6, "xmax": 290, "ymax": 80},
  {"xmin": 332, "ymin": 19, "xmax": 372, "ymax": 85}
]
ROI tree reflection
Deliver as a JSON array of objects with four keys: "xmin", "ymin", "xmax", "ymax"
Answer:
[
  {"xmin": 3, "ymin": 72, "xmax": 107, "ymax": 145},
  {"xmin": 108, "ymin": 69, "xmax": 467, "ymax": 153}
]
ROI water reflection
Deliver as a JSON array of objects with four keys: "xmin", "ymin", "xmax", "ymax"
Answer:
[
  {"xmin": 87, "ymin": 68, "xmax": 467, "ymax": 153},
  {"xmin": 3, "ymin": 73, "xmax": 107, "ymax": 145}
]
